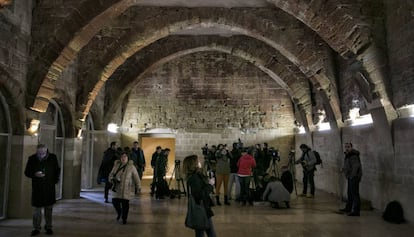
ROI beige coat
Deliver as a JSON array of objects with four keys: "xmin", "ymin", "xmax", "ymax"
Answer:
[{"xmin": 109, "ymin": 160, "xmax": 141, "ymax": 200}]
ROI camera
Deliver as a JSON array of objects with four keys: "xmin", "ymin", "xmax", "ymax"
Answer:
[
  {"xmin": 111, "ymin": 177, "xmax": 121, "ymax": 192},
  {"xmin": 269, "ymin": 147, "xmax": 280, "ymax": 161}
]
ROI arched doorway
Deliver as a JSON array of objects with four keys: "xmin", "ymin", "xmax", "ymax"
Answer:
[
  {"xmin": 81, "ymin": 115, "xmax": 97, "ymax": 189},
  {"xmin": 38, "ymin": 100, "xmax": 65, "ymax": 200}
]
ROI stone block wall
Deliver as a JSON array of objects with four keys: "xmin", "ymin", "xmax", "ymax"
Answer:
[
  {"xmin": 296, "ymin": 120, "xmax": 414, "ymax": 221},
  {"xmin": 122, "ymin": 52, "xmax": 295, "ymax": 131},
  {"xmin": 385, "ymin": 0, "xmax": 414, "ymax": 107}
]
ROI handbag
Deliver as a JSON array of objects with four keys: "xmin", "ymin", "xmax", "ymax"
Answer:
[{"xmin": 185, "ymin": 187, "xmax": 210, "ymax": 230}]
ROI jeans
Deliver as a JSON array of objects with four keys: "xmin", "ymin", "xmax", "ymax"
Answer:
[
  {"xmin": 227, "ymin": 173, "xmax": 240, "ymax": 199},
  {"xmin": 346, "ymin": 177, "xmax": 360, "ymax": 213},
  {"xmin": 238, "ymin": 176, "xmax": 251, "ymax": 203},
  {"xmin": 195, "ymin": 218, "xmax": 216, "ymax": 237},
  {"xmin": 33, "ymin": 205, "xmax": 53, "ymax": 230},
  {"xmin": 302, "ymin": 169, "xmax": 315, "ymax": 195}
]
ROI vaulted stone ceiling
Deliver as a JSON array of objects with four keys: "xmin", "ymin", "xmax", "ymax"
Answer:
[{"xmin": 25, "ymin": 0, "xmax": 392, "ymax": 132}]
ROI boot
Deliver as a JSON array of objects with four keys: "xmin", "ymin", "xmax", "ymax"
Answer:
[
  {"xmin": 215, "ymin": 195, "xmax": 222, "ymax": 206},
  {"xmin": 224, "ymin": 195, "xmax": 230, "ymax": 205}
]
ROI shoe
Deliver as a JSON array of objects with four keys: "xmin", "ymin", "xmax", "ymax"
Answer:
[
  {"xmin": 104, "ymin": 199, "xmax": 109, "ymax": 203},
  {"xmin": 122, "ymin": 220, "xmax": 127, "ymax": 224},
  {"xmin": 306, "ymin": 194, "xmax": 314, "ymax": 198},
  {"xmin": 46, "ymin": 229, "xmax": 54, "ymax": 235},
  {"xmin": 285, "ymin": 202, "xmax": 290, "ymax": 208},
  {"xmin": 116, "ymin": 214, "xmax": 121, "ymax": 221},
  {"xmin": 31, "ymin": 229, "xmax": 40, "ymax": 236},
  {"xmin": 339, "ymin": 208, "xmax": 350, "ymax": 212},
  {"xmin": 348, "ymin": 212, "xmax": 360, "ymax": 216},
  {"xmin": 299, "ymin": 193, "xmax": 306, "ymax": 197}
]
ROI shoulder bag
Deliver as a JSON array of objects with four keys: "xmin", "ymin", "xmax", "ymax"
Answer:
[{"xmin": 185, "ymin": 186, "xmax": 210, "ymax": 230}]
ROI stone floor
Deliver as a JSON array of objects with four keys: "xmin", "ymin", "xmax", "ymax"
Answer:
[{"xmin": 0, "ymin": 183, "xmax": 412, "ymax": 237}]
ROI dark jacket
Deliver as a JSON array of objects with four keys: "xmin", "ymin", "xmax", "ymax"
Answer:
[
  {"xmin": 131, "ymin": 148, "xmax": 145, "ymax": 169},
  {"xmin": 186, "ymin": 171, "xmax": 214, "ymax": 218},
  {"xmin": 230, "ymin": 148, "xmax": 241, "ymax": 173},
  {"xmin": 98, "ymin": 148, "xmax": 118, "ymax": 181},
  {"xmin": 343, "ymin": 149, "xmax": 362, "ymax": 179},
  {"xmin": 156, "ymin": 153, "xmax": 168, "ymax": 178},
  {"xmin": 24, "ymin": 152, "xmax": 61, "ymax": 207}
]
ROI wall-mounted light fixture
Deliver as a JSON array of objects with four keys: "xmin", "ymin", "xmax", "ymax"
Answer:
[
  {"xmin": 107, "ymin": 123, "xmax": 119, "ymax": 133},
  {"xmin": 77, "ymin": 128, "xmax": 83, "ymax": 139},
  {"xmin": 27, "ymin": 119, "xmax": 40, "ymax": 135}
]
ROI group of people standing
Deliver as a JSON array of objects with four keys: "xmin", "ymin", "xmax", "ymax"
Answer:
[
  {"xmin": 23, "ymin": 141, "xmax": 362, "ymax": 236},
  {"xmin": 203, "ymin": 142, "xmax": 287, "ymax": 206}
]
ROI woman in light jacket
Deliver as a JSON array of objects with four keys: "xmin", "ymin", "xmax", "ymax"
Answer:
[{"xmin": 109, "ymin": 151, "xmax": 141, "ymax": 224}]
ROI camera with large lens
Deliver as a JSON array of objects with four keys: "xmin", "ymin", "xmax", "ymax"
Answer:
[
  {"xmin": 269, "ymin": 147, "xmax": 280, "ymax": 161},
  {"xmin": 111, "ymin": 177, "xmax": 121, "ymax": 192}
]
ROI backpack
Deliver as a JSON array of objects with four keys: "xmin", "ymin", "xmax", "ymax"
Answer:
[
  {"xmin": 383, "ymin": 200, "xmax": 405, "ymax": 224},
  {"xmin": 313, "ymin": 151, "xmax": 322, "ymax": 165}
]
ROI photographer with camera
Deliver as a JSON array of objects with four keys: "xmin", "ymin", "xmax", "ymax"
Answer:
[
  {"xmin": 295, "ymin": 144, "xmax": 317, "ymax": 198},
  {"xmin": 109, "ymin": 152, "xmax": 141, "ymax": 224},
  {"xmin": 214, "ymin": 144, "xmax": 231, "ymax": 205}
]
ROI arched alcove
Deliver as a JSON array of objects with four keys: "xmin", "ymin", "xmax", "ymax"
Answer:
[
  {"xmin": 38, "ymin": 100, "xmax": 65, "ymax": 199},
  {"xmin": 0, "ymin": 91, "xmax": 11, "ymax": 219}
]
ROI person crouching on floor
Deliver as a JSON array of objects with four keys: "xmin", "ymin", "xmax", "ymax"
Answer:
[{"xmin": 262, "ymin": 176, "xmax": 291, "ymax": 208}]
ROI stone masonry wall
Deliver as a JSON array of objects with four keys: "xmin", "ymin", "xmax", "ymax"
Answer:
[
  {"xmin": 0, "ymin": 1, "xmax": 32, "ymax": 110},
  {"xmin": 122, "ymin": 52, "xmax": 295, "ymax": 131},
  {"xmin": 297, "ymin": 122, "xmax": 414, "ymax": 221},
  {"xmin": 385, "ymin": 0, "xmax": 414, "ymax": 107}
]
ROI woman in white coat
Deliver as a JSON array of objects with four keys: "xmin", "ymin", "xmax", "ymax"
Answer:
[{"xmin": 109, "ymin": 152, "xmax": 141, "ymax": 224}]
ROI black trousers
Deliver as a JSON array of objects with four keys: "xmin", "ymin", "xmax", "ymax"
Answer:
[
  {"xmin": 104, "ymin": 181, "xmax": 112, "ymax": 200},
  {"xmin": 346, "ymin": 178, "xmax": 361, "ymax": 213},
  {"xmin": 112, "ymin": 198, "xmax": 130, "ymax": 221},
  {"xmin": 302, "ymin": 169, "xmax": 315, "ymax": 195}
]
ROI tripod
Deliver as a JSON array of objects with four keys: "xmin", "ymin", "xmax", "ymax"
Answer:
[
  {"xmin": 168, "ymin": 160, "xmax": 186, "ymax": 198},
  {"xmin": 287, "ymin": 151, "xmax": 298, "ymax": 197},
  {"xmin": 269, "ymin": 157, "xmax": 280, "ymax": 178}
]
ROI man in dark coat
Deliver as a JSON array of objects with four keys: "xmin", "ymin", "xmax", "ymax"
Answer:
[
  {"xmin": 155, "ymin": 148, "xmax": 170, "ymax": 199},
  {"xmin": 98, "ymin": 141, "xmax": 119, "ymax": 203},
  {"xmin": 340, "ymin": 142, "xmax": 363, "ymax": 216},
  {"xmin": 25, "ymin": 144, "xmax": 61, "ymax": 236},
  {"xmin": 131, "ymin": 141, "xmax": 146, "ymax": 180},
  {"xmin": 150, "ymin": 146, "xmax": 162, "ymax": 196}
]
